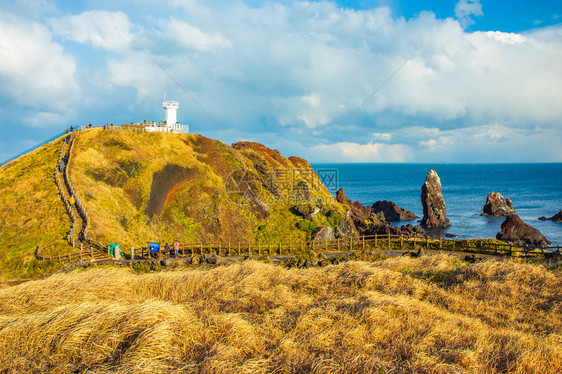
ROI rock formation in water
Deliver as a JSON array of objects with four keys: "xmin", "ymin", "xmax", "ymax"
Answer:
[
  {"xmin": 371, "ymin": 200, "xmax": 419, "ymax": 221},
  {"xmin": 496, "ymin": 214, "xmax": 550, "ymax": 247},
  {"xmin": 481, "ymin": 192, "xmax": 515, "ymax": 217},
  {"xmin": 538, "ymin": 210, "xmax": 562, "ymax": 222},
  {"xmin": 420, "ymin": 169, "xmax": 450, "ymax": 228}
]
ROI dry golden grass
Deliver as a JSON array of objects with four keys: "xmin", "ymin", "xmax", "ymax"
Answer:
[
  {"xmin": 70, "ymin": 129, "xmax": 337, "ymax": 249},
  {"xmin": 0, "ymin": 137, "xmax": 70, "ymax": 279},
  {"xmin": 1, "ymin": 255, "xmax": 561, "ymax": 373}
]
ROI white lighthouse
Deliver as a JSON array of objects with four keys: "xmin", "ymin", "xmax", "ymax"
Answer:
[
  {"xmin": 138, "ymin": 100, "xmax": 189, "ymax": 133},
  {"xmin": 163, "ymin": 100, "xmax": 179, "ymax": 127}
]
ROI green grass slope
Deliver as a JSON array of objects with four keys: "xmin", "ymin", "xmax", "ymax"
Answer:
[{"xmin": 0, "ymin": 137, "xmax": 69, "ymax": 280}]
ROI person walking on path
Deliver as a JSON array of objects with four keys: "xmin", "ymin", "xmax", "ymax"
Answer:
[
  {"xmin": 173, "ymin": 240, "xmax": 179, "ymax": 258},
  {"xmin": 164, "ymin": 243, "xmax": 170, "ymax": 259}
]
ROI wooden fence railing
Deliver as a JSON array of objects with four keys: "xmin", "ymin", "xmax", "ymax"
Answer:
[
  {"xmin": 127, "ymin": 234, "xmax": 562, "ymax": 260},
  {"xmin": 52, "ymin": 130, "xmax": 108, "ymax": 258},
  {"xmin": 36, "ymin": 241, "xmax": 105, "ymax": 263}
]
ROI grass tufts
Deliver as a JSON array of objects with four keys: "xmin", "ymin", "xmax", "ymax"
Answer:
[{"xmin": 1, "ymin": 256, "xmax": 561, "ymax": 372}]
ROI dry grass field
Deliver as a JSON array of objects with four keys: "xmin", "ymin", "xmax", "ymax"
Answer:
[
  {"xmin": 1, "ymin": 255, "xmax": 561, "ymax": 373},
  {"xmin": 0, "ymin": 136, "xmax": 69, "ymax": 280}
]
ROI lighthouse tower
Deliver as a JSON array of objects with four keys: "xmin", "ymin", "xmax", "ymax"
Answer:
[{"xmin": 163, "ymin": 100, "xmax": 179, "ymax": 128}]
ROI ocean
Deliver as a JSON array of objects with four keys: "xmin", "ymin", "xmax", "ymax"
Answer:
[{"xmin": 312, "ymin": 163, "xmax": 562, "ymax": 246}]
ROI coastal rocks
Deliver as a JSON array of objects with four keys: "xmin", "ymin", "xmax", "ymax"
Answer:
[
  {"xmin": 420, "ymin": 169, "xmax": 450, "ymax": 228},
  {"xmin": 371, "ymin": 200, "xmax": 418, "ymax": 221},
  {"xmin": 335, "ymin": 217, "xmax": 360, "ymax": 239},
  {"xmin": 539, "ymin": 210, "xmax": 562, "ymax": 222},
  {"xmin": 336, "ymin": 188, "xmax": 371, "ymax": 223},
  {"xmin": 291, "ymin": 204, "xmax": 320, "ymax": 221},
  {"xmin": 496, "ymin": 214, "xmax": 550, "ymax": 247},
  {"xmin": 311, "ymin": 226, "xmax": 335, "ymax": 242},
  {"xmin": 481, "ymin": 192, "xmax": 515, "ymax": 217},
  {"xmin": 398, "ymin": 223, "xmax": 426, "ymax": 237}
]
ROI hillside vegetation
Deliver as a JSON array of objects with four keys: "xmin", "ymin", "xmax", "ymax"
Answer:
[
  {"xmin": 70, "ymin": 129, "xmax": 341, "ymax": 248},
  {"xmin": 1, "ymin": 255, "xmax": 561, "ymax": 373},
  {"xmin": 0, "ymin": 137, "xmax": 69, "ymax": 280},
  {"xmin": 0, "ymin": 128, "xmax": 344, "ymax": 280}
]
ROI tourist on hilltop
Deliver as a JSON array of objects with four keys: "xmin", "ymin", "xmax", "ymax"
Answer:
[
  {"xmin": 174, "ymin": 240, "xmax": 179, "ymax": 258},
  {"xmin": 65, "ymin": 127, "xmax": 68, "ymax": 134}
]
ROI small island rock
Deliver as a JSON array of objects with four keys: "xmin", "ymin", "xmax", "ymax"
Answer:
[
  {"xmin": 421, "ymin": 169, "xmax": 450, "ymax": 228},
  {"xmin": 538, "ymin": 210, "xmax": 562, "ymax": 222},
  {"xmin": 482, "ymin": 192, "xmax": 515, "ymax": 217},
  {"xmin": 371, "ymin": 200, "xmax": 419, "ymax": 221},
  {"xmin": 496, "ymin": 214, "xmax": 550, "ymax": 247}
]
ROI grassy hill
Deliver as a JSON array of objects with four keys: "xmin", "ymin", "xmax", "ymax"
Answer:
[
  {"xmin": 0, "ymin": 137, "xmax": 69, "ymax": 280},
  {"xmin": 0, "ymin": 128, "xmax": 344, "ymax": 280},
  {"xmin": 1, "ymin": 255, "xmax": 561, "ymax": 372}
]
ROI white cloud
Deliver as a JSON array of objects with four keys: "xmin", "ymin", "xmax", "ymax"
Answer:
[
  {"xmin": 455, "ymin": 0, "xmax": 483, "ymax": 28},
  {"xmin": 163, "ymin": 18, "xmax": 230, "ymax": 51},
  {"xmin": 49, "ymin": 10, "xmax": 132, "ymax": 52},
  {"xmin": 312, "ymin": 142, "xmax": 412, "ymax": 162},
  {"xmin": 23, "ymin": 110, "xmax": 73, "ymax": 127},
  {"xmin": 372, "ymin": 132, "xmax": 391, "ymax": 141},
  {"xmin": 0, "ymin": 12, "xmax": 78, "ymax": 115},
  {"xmin": 2, "ymin": 1, "xmax": 562, "ymax": 163}
]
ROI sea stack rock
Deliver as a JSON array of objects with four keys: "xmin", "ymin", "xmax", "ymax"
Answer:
[
  {"xmin": 496, "ymin": 214, "xmax": 550, "ymax": 247},
  {"xmin": 421, "ymin": 169, "xmax": 450, "ymax": 228},
  {"xmin": 482, "ymin": 192, "xmax": 515, "ymax": 217},
  {"xmin": 371, "ymin": 200, "xmax": 419, "ymax": 221},
  {"xmin": 538, "ymin": 210, "xmax": 562, "ymax": 222}
]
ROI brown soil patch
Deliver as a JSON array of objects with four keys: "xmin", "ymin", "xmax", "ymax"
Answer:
[
  {"xmin": 232, "ymin": 141, "xmax": 290, "ymax": 168},
  {"xmin": 145, "ymin": 164, "xmax": 197, "ymax": 218}
]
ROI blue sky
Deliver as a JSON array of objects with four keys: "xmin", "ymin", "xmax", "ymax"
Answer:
[{"xmin": 1, "ymin": 0, "xmax": 561, "ymax": 163}]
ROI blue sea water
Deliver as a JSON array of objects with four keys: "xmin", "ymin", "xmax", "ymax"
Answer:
[{"xmin": 312, "ymin": 163, "xmax": 562, "ymax": 246}]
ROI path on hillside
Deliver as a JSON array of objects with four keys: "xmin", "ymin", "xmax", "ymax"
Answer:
[{"xmin": 51, "ymin": 132, "xmax": 109, "ymax": 262}]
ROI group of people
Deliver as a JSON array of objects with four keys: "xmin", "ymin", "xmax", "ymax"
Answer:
[
  {"xmin": 57, "ymin": 136, "xmax": 71, "ymax": 172},
  {"xmin": 65, "ymin": 123, "xmax": 116, "ymax": 132},
  {"xmin": 163, "ymin": 240, "xmax": 181, "ymax": 258}
]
